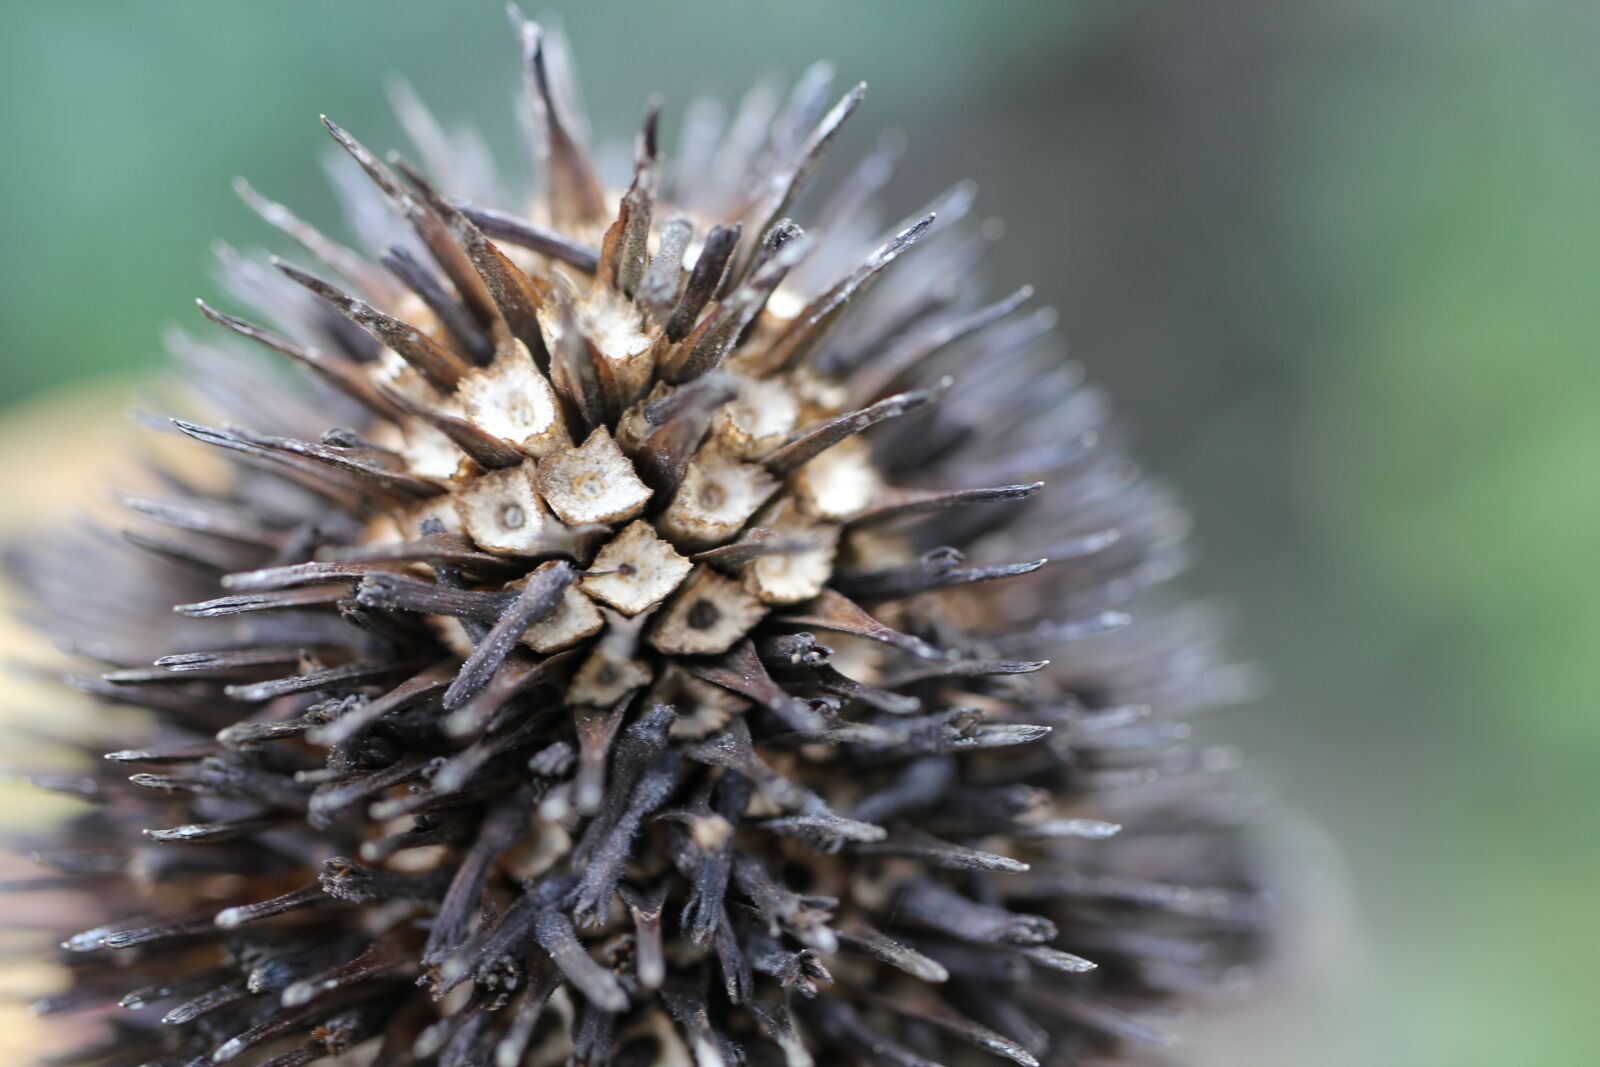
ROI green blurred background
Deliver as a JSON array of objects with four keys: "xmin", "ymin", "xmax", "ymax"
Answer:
[{"xmin": 2, "ymin": 1, "xmax": 1596, "ymax": 1063}]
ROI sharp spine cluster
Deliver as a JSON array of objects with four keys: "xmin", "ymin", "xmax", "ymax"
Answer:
[{"xmin": 8, "ymin": 8, "xmax": 1270, "ymax": 1067}]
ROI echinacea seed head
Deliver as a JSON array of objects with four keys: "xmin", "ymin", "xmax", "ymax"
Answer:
[{"xmin": 7, "ymin": 12, "xmax": 1275, "ymax": 1067}]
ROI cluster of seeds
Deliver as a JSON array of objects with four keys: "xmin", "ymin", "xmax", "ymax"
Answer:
[{"xmin": 9, "ymin": 10, "xmax": 1270, "ymax": 1067}]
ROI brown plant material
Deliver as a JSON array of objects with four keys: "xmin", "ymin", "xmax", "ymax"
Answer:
[{"xmin": 6, "ymin": 13, "xmax": 1271, "ymax": 1067}]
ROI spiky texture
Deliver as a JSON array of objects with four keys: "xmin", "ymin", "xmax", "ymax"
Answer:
[{"xmin": 8, "ymin": 12, "xmax": 1269, "ymax": 1067}]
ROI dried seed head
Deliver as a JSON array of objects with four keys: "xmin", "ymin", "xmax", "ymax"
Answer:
[{"xmin": 7, "ymin": 16, "xmax": 1273, "ymax": 1067}]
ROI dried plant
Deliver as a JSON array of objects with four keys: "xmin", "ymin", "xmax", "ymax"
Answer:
[{"xmin": 7, "ymin": 10, "xmax": 1270, "ymax": 1066}]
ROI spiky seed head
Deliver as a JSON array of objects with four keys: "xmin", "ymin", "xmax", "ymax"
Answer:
[{"xmin": 7, "ymin": 13, "xmax": 1272, "ymax": 1067}]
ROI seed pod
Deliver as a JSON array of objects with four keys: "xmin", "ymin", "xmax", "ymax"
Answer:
[{"xmin": 6, "ymin": 14, "xmax": 1272, "ymax": 1067}]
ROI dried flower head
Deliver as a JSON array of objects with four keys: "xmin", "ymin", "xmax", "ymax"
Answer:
[{"xmin": 8, "ymin": 11, "xmax": 1270, "ymax": 1067}]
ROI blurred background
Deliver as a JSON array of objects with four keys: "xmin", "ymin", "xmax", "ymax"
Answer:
[{"xmin": 2, "ymin": 1, "xmax": 1596, "ymax": 1062}]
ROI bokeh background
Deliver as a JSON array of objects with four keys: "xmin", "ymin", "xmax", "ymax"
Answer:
[{"xmin": 2, "ymin": 1, "xmax": 1596, "ymax": 1063}]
